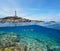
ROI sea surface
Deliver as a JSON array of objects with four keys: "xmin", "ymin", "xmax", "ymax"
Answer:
[
  {"xmin": 0, "ymin": 22, "xmax": 60, "ymax": 30},
  {"xmin": 0, "ymin": 22, "xmax": 60, "ymax": 51}
]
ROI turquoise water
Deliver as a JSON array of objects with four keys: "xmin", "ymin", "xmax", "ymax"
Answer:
[{"xmin": 0, "ymin": 25, "xmax": 60, "ymax": 51}]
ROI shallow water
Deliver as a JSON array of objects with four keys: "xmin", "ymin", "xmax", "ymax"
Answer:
[{"xmin": 0, "ymin": 25, "xmax": 60, "ymax": 51}]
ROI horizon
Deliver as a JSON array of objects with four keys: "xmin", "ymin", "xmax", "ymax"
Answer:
[{"xmin": 0, "ymin": 0, "xmax": 60, "ymax": 22}]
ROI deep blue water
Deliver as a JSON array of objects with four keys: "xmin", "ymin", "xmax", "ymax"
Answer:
[{"xmin": 0, "ymin": 25, "xmax": 60, "ymax": 43}]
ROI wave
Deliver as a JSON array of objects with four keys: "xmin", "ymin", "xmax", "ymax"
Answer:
[{"xmin": 0, "ymin": 22, "xmax": 60, "ymax": 30}]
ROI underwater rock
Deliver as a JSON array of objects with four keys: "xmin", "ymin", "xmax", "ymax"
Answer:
[
  {"xmin": 24, "ymin": 45, "xmax": 27, "ymax": 51},
  {"xmin": 34, "ymin": 38, "xmax": 44, "ymax": 43},
  {"xmin": 0, "ymin": 32, "xmax": 20, "ymax": 48},
  {"xmin": 46, "ymin": 45, "xmax": 53, "ymax": 51}
]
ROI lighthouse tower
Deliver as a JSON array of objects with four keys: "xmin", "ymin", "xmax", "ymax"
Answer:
[{"xmin": 15, "ymin": 10, "xmax": 17, "ymax": 16}]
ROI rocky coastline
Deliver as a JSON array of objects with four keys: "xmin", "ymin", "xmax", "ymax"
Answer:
[{"xmin": 0, "ymin": 16, "xmax": 44, "ymax": 22}]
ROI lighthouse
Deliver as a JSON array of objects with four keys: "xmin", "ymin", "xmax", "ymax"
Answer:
[{"xmin": 15, "ymin": 10, "xmax": 17, "ymax": 16}]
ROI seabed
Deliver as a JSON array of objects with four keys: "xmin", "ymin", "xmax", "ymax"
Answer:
[{"xmin": 0, "ymin": 31, "xmax": 60, "ymax": 51}]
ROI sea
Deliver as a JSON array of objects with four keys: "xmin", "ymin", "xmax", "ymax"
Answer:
[{"xmin": 0, "ymin": 22, "xmax": 60, "ymax": 51}]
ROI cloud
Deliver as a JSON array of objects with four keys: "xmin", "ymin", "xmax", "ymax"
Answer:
[
  {"xmin": 24, "ymin": 13, "xmax": 60, "ymax": 22},
  {"xmin": 0, "ymin": 0, "xmax": 60, "ymax": 22},
  {"xmin": 0, "ymin": 0, "xmax": 28, "ymax": 18},
  {"xmin": 0, "ymin": 8, "xmax": 28, "ymax": 18}
]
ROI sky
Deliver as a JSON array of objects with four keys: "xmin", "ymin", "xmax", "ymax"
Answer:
[{"xmin": 0, "ymin": 0, "xmax": 60, "ymax": 21}]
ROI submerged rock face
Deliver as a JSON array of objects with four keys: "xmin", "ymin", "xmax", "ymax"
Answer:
[{"xmin": 0, "ymin": 32, "xmax": 60, "ymax": 51}]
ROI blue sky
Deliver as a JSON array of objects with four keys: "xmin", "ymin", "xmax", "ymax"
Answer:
[{"xmin": 0, "ymin": 0, "xmax": 60, "ymax": 21}]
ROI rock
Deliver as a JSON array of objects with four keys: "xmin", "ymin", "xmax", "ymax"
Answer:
[{"xmin": 0, "ymin": 32, "xmax": 20, "ymax": 48}]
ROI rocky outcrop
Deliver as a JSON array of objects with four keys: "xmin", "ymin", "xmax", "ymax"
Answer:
[
  {"xmin": 0, "ymin": 16, "xmax": 44, "ymax": 22},
  {"xmin": 0, "ymin": 16, "xmax": 31, "ymax": 22}
]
